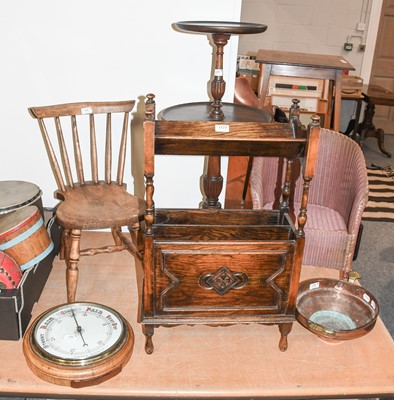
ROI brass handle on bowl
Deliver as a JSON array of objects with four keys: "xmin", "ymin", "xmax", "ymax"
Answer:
[
  {"xmin": 307, "ymin": 321, "xmax": 336, "ymax": 337},
  {"xmin": 348, "ymin": 270, "xmax": 362, "ymax": 284}
]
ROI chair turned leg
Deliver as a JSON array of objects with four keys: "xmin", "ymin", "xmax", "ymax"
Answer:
[
  {"xmin": 128, "ymin": 222, "xmax": 144, "ymax": 258},
  {"xmin": 66, "ymin": 229, "xmax": 81, "ymax": 303},
  {"xmin": 59, "ymin": 228, "xmax": 70, "ymax": 260},
  {"xmin": 111, "ymin": 227, "xmax": 123, "ymax": 246}
]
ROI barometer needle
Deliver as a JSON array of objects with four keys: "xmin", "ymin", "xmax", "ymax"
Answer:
[{"xmin": 70, "ymin": 309, "xmax": 88, "ymax": 347}]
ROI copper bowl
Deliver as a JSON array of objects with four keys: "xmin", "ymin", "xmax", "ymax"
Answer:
[{"xmin": 296, "ymin": 276, "xmax": 379, "ymax": 342}]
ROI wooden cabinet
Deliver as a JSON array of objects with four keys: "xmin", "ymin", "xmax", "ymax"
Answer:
[{"xmin": 141, "ymin": 94, "xmax": 320, "ymax": 355}]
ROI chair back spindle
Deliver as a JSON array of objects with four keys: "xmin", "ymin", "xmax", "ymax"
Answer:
[
  {"xmin": 37, "ymin": 117, "xmax": 67, "ymax": 192},
  {"xmin": 117, "ymin": 112, "xmax": 129, "ymax": 185},
  {"xmin": 55, "ymin": 116, "xmax": 73, "ymax": 189},
  {"xmin": 89, "ymin": 114, "xmax": 98, "ymax": 184},
  {"xmin": 105, "ymin": 113, "xmax": 112, "ymax": 184},
  {"xmin": 71, "ymin": 114, "xmax": 84, "ymax": 186}
]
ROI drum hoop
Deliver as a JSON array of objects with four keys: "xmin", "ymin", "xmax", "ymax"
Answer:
[
  {"xmin": 0, "ymin": 189, "xmax": 42, "ymax": 214},
  {"xmin": 19, "ymin": 241, "xmax": 54, "ymax": 271},
  {"xmin": 0, "ymin": 213, "xmax": 43, "ymax": 244}
]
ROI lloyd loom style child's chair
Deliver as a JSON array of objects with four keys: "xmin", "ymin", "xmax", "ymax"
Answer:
[
  {"xmin": 29, "ymin": 100, "xmax": 145, "ymax": 303},
  {"xmin": 232, "ymin": 76, "xmax": 369, "ymax": 276},
  {"xmin": 250, "ymin": 128, "xmax": 369, "ymax": 277}
]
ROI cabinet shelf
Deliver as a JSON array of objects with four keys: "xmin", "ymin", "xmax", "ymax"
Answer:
[{"xmin": 154, "ymin": 120, "xmax": 306, "ymax": 157}]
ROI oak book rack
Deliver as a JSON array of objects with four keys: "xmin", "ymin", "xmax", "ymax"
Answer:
[{"xmin": 141, "ymin": 94, "xmax": 320, "ymax": 355}]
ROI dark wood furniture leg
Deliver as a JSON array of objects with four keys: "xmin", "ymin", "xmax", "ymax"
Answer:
[
  {"xmin": 359, "ymin": 100, "xmax": 391, "ymax": 158},
  {"xmin": 353, "ymin": 97, "xmax": 363, "ymax": 140},
  {"xmin": 143, "ymin": 325, "xmax": 154, "ymax": 355},
  {"xmin": 278, "ymin": 323, "xmax": 293, "ymax": 352},
  {"xmin": 342, "ymin": 97, "xmax": 363, "ymax": 140}
]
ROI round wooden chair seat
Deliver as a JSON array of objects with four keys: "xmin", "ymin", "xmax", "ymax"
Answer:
[{"xmin": 55, "ymin": 183, "xmax": 145, "ymax": 230}]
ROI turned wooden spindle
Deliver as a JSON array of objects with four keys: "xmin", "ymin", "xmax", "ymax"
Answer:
[
  {"xmin": 280, "ymin": 158, "xmax": 294, "ymax": 223},
  {"xmin": 143, "ymin": 94, "xmax": 156, "ymax": 235},
  {"xmin": 289, "ymin": 98, "xmax": 301, "ymax": 121},
  {"xmin": 202, "ymin": 154, "xmax": 223, "ymax": 209},
  {"xmin": 209, "ymin": 33, "xmax": 230, "ymax": 121},
  {"xmin": 203, "ymin": 32, "xmax": 229, "ymax": 207},
  {"xmin": 297, "ymin": 114, "xmax": 320, "ymax": 237}
]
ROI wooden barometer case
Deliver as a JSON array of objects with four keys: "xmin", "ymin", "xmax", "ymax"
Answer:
[{"xmin": 23, "ymin": 302, "xmax": 134, "ymax": 388}]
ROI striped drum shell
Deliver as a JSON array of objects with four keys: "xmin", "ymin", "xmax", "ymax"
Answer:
[
  {"xmin": 0, "ymin": 206, "xmax": 53, "ymax": 271},
  {"xmin": 0, "ymin": 251, "xmax": 22, "ymax": 289}
]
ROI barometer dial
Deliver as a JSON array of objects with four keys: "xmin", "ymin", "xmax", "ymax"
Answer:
[{"xmin": 23, "ymin": 302, "xmax": 134, "ymax": 387}]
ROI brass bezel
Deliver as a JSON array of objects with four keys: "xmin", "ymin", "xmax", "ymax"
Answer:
[{"xmin": 29, "ymin": 302, "xmax": 128, "ymax": 367}]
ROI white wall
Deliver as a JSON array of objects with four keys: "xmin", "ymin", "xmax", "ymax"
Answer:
[
  {"xmin": 239, "ymin": 0, "xmax": 377, "ymax": 131},
  {"xmin": 0, "ymin": 0, "xmax": 242, "ymax": 209}
]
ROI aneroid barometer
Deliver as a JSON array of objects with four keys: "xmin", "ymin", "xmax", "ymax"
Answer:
[{"xmin": 23, "ymin": 302, "xmax": 134, "ymax": 388}]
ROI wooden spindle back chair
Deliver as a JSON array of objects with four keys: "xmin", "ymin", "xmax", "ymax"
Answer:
[{"xmin": 29, "ymin": 100, "xmax": 145, "ymax": 303}]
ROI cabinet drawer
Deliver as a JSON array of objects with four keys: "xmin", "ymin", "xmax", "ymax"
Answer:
[{"xmin": 153, "ymin": 241, "xmax": 295, "ymax": 318}]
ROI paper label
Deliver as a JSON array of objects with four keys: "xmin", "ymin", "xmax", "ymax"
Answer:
[
  {"xmin": 309, "ymin": 282, "xmax": 320, "ymax": 290},
  {"xmin": 81, "ymin": 107, "xmax": 93, "ymax": 115},
  {"xmin": 214, "ymin": 69, "xmax": 223, "ymax": 77},
  {"xmin": 371, "ymin": 300, "xmax": 376, "ymax": 310},
  {"xmin": 215, "ymin": 124, "xmax": 230, "ymax": 133}
]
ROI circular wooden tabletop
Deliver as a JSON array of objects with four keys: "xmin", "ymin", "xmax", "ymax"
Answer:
[
  {"xmin": 173, "ymin": 21, "xmax": 267, "ymax": 35},
  {"xmin": 159, "ymin": 102, "xmax": 272, "ymax": 122}
]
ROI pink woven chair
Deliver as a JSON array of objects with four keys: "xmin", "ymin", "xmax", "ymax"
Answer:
[{"xmin": 250, "ymin": 128, "xmax": 369, "ymax": 276}]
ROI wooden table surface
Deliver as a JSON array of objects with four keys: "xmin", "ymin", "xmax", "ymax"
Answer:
[
  {"xmin": 362, "ymin": 84, "xmax": 394, "ymax": 107},
  {"xmin": 256, "ymin": 50, "xmax": 354, "ymax": 71},
  {"xmin": 0, "ymin": 231, "xmax": 393, "ymax": 399}
]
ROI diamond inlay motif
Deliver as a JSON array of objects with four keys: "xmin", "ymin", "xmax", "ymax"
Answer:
[{"xmin": 200, "ymin": 266, "xmax": 248, "ymax": 295}]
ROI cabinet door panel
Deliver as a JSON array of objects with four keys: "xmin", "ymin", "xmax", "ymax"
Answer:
[{"xmin": 154, "ymin": 242, "xmax": 295, "ymax": 316}]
